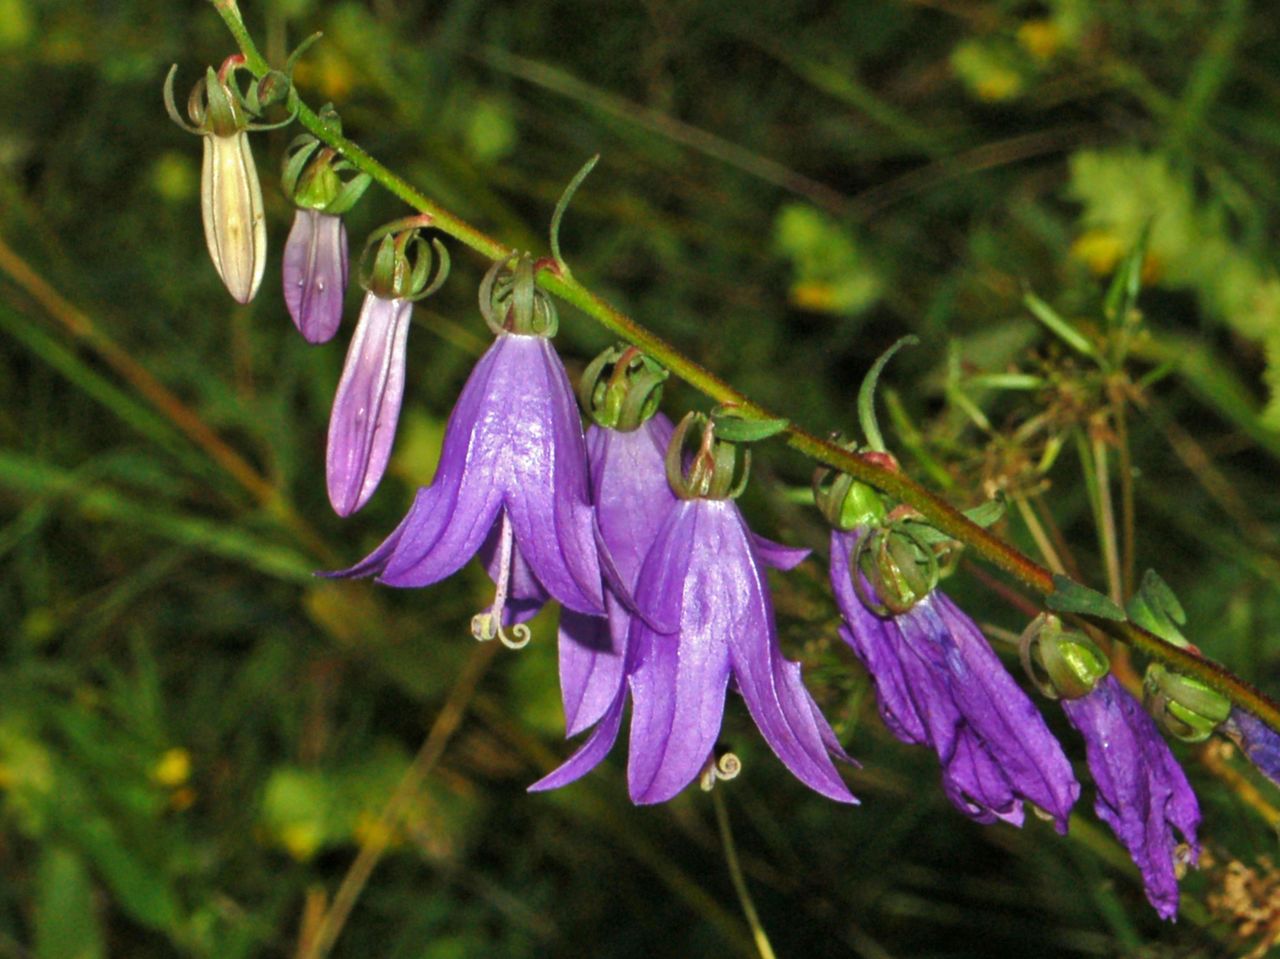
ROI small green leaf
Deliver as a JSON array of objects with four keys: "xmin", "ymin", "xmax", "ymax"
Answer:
[{"xmin": 1045, "ymin": 575, "xmax": 1126, "ymax": 620}]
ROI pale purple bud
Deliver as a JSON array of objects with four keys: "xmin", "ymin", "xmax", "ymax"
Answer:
[
  {"xmin": 326, "ymin": 292, "xmax": 411, "ymax": 516},
  {"xmin": 283, "ymin": 209, "xmax": 349, "ymax": 344}
]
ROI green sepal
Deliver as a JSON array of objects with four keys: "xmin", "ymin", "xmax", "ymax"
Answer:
[
  {"xmin": 1045, "ymin": 574, "xmax": 1125, "ymax": 621},
  {"xmin": 857, "ymin": 335, "xmax": 917, "ymax": 453},
  {"xmin": 709, "ymin": 409, "xmax": 790, "ymax": 443},
  {"xmin": 1144, "ymin": 663, "xmax": 1231, "ymax": 743},
  {"xmin": 1019, "ymin": 614, "xmax": 1110, "ymax": 701}
]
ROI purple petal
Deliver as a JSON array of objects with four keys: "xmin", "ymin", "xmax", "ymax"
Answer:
[
  {"xmin": 346, "ymin": 334, "xmax": 603, "ymax": 615},
  {"xmin": 709, "ymin": 505, "xmax": 852, "ymax": 802},
  {"xmin": 751, "ymin": 534, "xmax": 810, "ymax": 571},
  {"xmin": 529, "ymin": 687, "xmax": 627, "ymax": 792},
  {"xmin": 1063, "ymin": 676, "xmax": 1200, "ymax": 920},
  {"xmin": 1224, "ymin": 708, "xmax": 1280, "ymax": 787},
  {"xmin": 326, "ymin": 293, "xmax": 411, "ymax": 516},
  {"xmin": 283, "ymin": 209, "xmax": 348, "ymax": 344},
  {"xmin": 832, "ymin": 531, "xmax": 932, "ymax": 745},
  {"xmin": 558, "ymin": 596, "xmax": 628, "ymax": 737},
  {"xmin": 627, "ymin": 502, "xmax": 731, "ymax": 804},
  {"xmin": 930, "ymin": 591, "xmax": 1079, "ymax": 830},
  {"xmin": 941, "ymin": 727, "xmax": 1025, "ymax": 827},
  {"xmin": 492, "ymin": 336, "xmax": 604, "ymax": 615}
]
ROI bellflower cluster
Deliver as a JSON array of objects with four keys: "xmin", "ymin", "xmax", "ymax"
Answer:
[
  {"xmin": 326, "ymin": 222, "xmax": 447, "ymax": 517},
  {"xmin": 332, "ymin": 256, "xmax": 606, "ymax": 645},
  {"xmin": 280, "ymin": 134, "xmax": 370, "ymax": 343},
  {"xmin": 535, "ymin": 397, "xmax": 854, "ymax": 805}
]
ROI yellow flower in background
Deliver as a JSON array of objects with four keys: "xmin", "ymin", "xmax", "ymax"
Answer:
[
  {"xmin": 151, "ymin": 748, "xmax": 191, "ymax": 788},
  {"xmin": 1017, "ymin": 20, "xmax": 1063, "ymax": 62},
  {"xmin": 1070, "ymin": 229, "xmax": 1125, "ymax": 276}
]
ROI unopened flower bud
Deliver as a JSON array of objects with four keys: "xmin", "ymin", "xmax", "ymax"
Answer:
[
  {"xmin": 201, "ymin": 126, "xmax": 267, "ymax": 304},
  {"xmin": 164, "ymin": 60, "xmax": 273, "ymax": 304},
  {"xmin": 326, "ymin": 222, "xmax": 448, "ymax": 515},
  {"xmin": 283, "ymin": 208, "xmax": 348, "ymax": 343},
  {"xmin": 1019, "ymin": 614, "xmax": 1110, "ymax": 700},
  {"xmin": 1144, "ymin": 664, "xmax": 1231, "ymax": 743},
  {"xmin": 853, "ymin": 524, "xmax": 938, "ymax": 615}
]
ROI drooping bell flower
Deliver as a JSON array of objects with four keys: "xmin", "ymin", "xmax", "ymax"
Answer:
[
  {"xmin": 556, "ymin": 346, "xmax": 677, "ymax": 735},
  {"xmin": 326, "ymin": 220, "xmax": 447, "ymax": 517},
  {"xmin": 827, "ymin": 516, "xmax": 1079, "ymax": 829},
  {"xmin": 1020, "ymin": 613, "xmax": 1201, "ymax": 920},
  {"xmin": 331, "ymin": 255, "xmax": 605, "ymax": 646},
  {"xmin": 164, "ymin": 57, "xmax": 276, "ymax": 304},
  {"xmin": 1063, "ymin": 675, "xmax": 1201, "ymax": 919},
  {"xmin": 534, "ymin": 413, "xmax": 855, "ymax": 804},
  {"xmin": 280, "ymin": 131, "xmax": 370, "ymax": 343}
]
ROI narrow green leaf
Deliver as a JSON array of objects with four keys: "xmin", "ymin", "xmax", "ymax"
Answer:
[
  {"xmin": 35, "ymin": 846, "xmax": 104, "ymax": 959},
  {"xmin": 1023, "ymin": 290, "xmax": 1098, "ymax": 359},
  {"xmin": 710, "ymin": 414, "xmax": 790, "ymax": 443},
  {"xmin": 1045, "ymin": 574, "xmax": 1126, "ymax": 620}
]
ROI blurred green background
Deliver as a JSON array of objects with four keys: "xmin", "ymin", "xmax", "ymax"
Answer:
[{"xmin": 4, "ymin": 0, "xmax": 1280, "ymax": 956}]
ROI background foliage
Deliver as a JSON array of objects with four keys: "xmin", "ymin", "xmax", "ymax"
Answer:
[{"xmin": 2, "ymin": 0, "xmax": 1280, "ymax": 956}]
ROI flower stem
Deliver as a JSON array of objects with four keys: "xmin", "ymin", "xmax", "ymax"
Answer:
[
  {"xmin": 207, "ymin": 1, "xmax": 1280, "ymax": 736},
  {"xmin": 712, "ymin": 789, "xmax": 778, "ymax": 959}
]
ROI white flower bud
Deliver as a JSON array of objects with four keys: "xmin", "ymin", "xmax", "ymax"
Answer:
[{"xmin": 200, "ymin": 129, "xmax": 266, "ymax": 304}]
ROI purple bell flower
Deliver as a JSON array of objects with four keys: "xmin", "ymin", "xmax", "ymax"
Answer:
[
  {"xmin": 534, "ymin": 416, "xmax": 853, "ymax": 805},
  {"xmin": 332, "ymin": 331, "xmax": 605, "ymax": 640},
  {"xmin": 558, "ymin": 414, "xmax": 678, "ymax": 736},
  {"xmin": 831, "ymin": 527, "xmax": 1079, "ymax": 829},
  {"xmin": 283, "ymin": 208, "xmax": 349, "ymax": 344},
  {"xmin": 1062, "ymin": 675, "xmax": 1200, "ymax": 920},
  {"xmin": 326, "ymin": 291, "xmax": 411, "ymax": 517}
]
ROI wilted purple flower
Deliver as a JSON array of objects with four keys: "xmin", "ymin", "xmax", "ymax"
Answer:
[
  {"xmin": 831, "ymin": 527, "xmax": 1079, "ymax": 829},
  {"xmin": 333, "ymin": 331, "xmax": 605, "ymax": 638},
  {"xmin": 535, "ymin": 487, "xmax": 854, "ymax": 805},
  {"xmin": 284, "ymin": 209, "xmax": 349, "ymax": 344},
  {"xmin": 326, "ymin": 292, "xmax": 411, "ymax": 517},
  {"xmin": 558, "ymin": 414, "xmax": 677, "ymax": 736},
  {"xmin": 1062, "ymin": 675, "xmax": 1200, "ymax": 920}
]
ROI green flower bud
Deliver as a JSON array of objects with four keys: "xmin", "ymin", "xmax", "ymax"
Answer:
[
  {"xmin": 1019, "ymin": 614, "xmax": 1110, "ymax": 700},
  {"xmin": 1143, "ymin": 663, "xmax": 1231, "ymax": 743}
]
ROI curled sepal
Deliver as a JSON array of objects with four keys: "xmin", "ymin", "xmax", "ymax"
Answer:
[
  {"xmin": 550, "ymin": 154, "xmax": 599, "ymax": 278},
  {"xmin": 852, "ymin": 522, "xmax": 939, "ymax": 616},
  {"xmin": 858, "ymin": 334, "xmax": 918, "ymax": 453},
  {"xmin": 1126, "ymin": 569, "xmax": 1191, "ymax": 650},
  {"xmin": 1143, "ymin": 664, "xmax": 1231, "ymax": 743},
  {"xmin": 358, "ymin": 219, "xmax": 449, "ymax": 303},
  {"xmin": 480, "ymin": 254, "xmax": 558, "ymax": 337},
  {"xmin": 282, "ymin": 134, "xmax": 371, "ymax": 216},
  {"xmin": 665, "ymin": 413, "xmax": 750, "ymax": 501},
  {"xmin": 1018, "ymin": 614, "xmax": 1110, "ymax": 700},
  {"xmin": 578, "ymin": 344, "xmax": 669, "ymax": 431}
]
